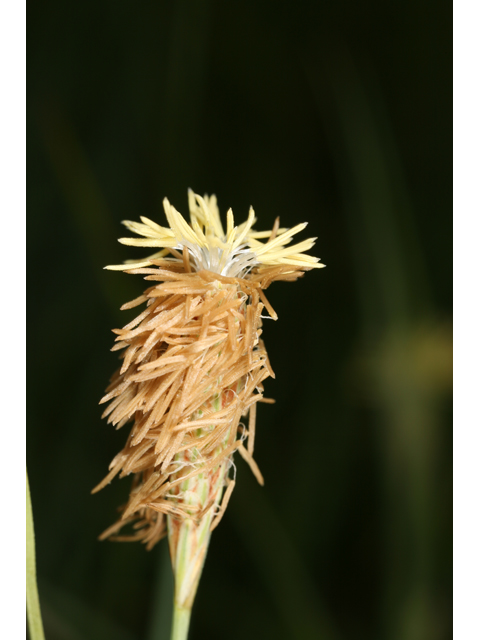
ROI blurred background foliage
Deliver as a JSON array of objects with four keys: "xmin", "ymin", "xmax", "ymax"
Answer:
[{"xmin": 28, "ymin": 1, "xmax": 452, "ymax": 639}]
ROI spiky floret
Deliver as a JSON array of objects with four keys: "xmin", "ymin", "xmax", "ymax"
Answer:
[{"xmin": 105, "ymin": 190, "xmax": 324, "ymax": 276}]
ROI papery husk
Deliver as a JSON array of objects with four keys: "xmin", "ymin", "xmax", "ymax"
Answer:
[{"xmin": 93, "ymin": 261, "xmax": 308, "ymax": 551}]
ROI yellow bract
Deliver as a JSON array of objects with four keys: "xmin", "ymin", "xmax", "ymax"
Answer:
[{"xmin": 105, "ymin": 190, "xmax": 324, "ymax": 275}]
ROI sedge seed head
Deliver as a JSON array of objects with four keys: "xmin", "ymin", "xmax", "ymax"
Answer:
[{"xmin": 94, "ymin": 191, "xmax": 323, "ymax": 549}]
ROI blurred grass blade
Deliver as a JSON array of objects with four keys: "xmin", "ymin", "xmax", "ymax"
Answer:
[
  {"xmin": 27, "ymin": 471, "xmax": 46, "ymax": 640},
  {"xmin": 231, "ymin": 470, "xmax": 338, "ymax": 640},
  {"xmin": 36, "ymin": 98, "xmax": 137, "ymax": 310},
  {"xmin": 147, "ymin": 542, "xmax": 174, "ymax": 640}
]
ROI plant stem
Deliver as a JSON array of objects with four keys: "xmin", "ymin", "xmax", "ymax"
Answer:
[
  {"xmin": 170, "ymin": 603, "xmax": 191, "ymax": 640},
  {"xmin": 26, "ymin": 470, "xmax": 45, "ymax": 640}
]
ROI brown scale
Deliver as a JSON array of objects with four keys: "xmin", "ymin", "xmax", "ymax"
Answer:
[{"xmin": 93, "ymin": 259, "xmax": 310, "ymax": 549}]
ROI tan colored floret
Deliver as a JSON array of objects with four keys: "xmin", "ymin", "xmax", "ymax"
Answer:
[
  {"xmin": 94, "ymin": 193, "xmax": 323, "ymax": 550},
  {"xmin": 94, "ymin": 260, "xmax": 311, "ymax": 548}
]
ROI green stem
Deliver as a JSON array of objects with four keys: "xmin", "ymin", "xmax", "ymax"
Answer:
[
  {"xmin": 170, "ymin": 602, "xmax": 191, "ymax": 640},
  {"xmin": 26, "ymin": 471, "xmax": 45, "ymax": 640}
]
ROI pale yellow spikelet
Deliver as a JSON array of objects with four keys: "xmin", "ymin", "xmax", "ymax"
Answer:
[{"xmin": 105, "ymin": 190, "xmax": 325, "ymax": 276}]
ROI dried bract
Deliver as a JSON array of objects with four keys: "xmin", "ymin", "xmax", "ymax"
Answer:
[{"xmin": 94, "ymin": 192, "xmax": 323, "ymax": 560}]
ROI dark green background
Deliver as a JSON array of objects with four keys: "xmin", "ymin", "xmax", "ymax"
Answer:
[{"xmin": 28, "ymin": 1, "xmax": 452, "ymax": 639}]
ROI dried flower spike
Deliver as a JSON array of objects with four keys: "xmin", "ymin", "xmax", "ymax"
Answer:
[{"xmin": 93, "ymin": 191, "xmax": 324, "ymax": 639}]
